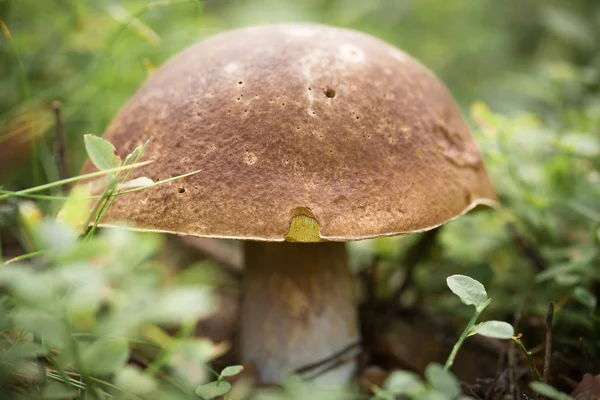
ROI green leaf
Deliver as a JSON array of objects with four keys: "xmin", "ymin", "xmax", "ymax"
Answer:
[
  {"xmin": 372, "ymin": 386, "xmax": 395, "ymax": 400},
  {"xmin": 446, "ymin": 275, "xmax": 489, "ymax": 310},
  {"xmin": 221, "ymin": 365, "xmax": 244, "ymax": 377},
  {"xmin": 530, "ymin": 381, "xmax": 574, "ymax": 400},
  {"xmin": 17, "ymin": 201, "xmax": 44, "ymax": 247},
  {"xmin": 469, "ymin": 321, "xmax": 514, "ymax": 339},
  {"xmin": 169, "ymin": 339, "xmax": 220, "ymax": 385},
  {"xmin": 115, "ymin": 366, "xmax": 158, "ymax": 395},
  {"xmin": 149, "ymin": 287, "xmax": 215, "ymax": 324},
  {"xmin": 0, "ymin": 267, "xmax": 53, "ymax": 306},
  {"xmin": 422, "ymin": 389, "xmax": 453, "ymax": 400},
  {"xmin": 84, "ymin": 134, "xmax": 121, "ymax": 171},
  {"xmin": 41, "ymin": 382, "xmax": 79, "ymax": 399},
  {"xmin": 56, "ymin": 184, "xmax": 93, "ymax": 232},
  {"xmin": 14, "ymin": 312, "xmax": 70, "ymax": 350},
  {"xmin": 37, "ymin": 220, "xmax": 79, "ymax": 257},
  {"xmin": 425, "ymin": 364, "xmax": 461, "ymax": 398},
  {"xmin": 196, "ymin": 380, "xmax": 232, "ymax": 399},
  {"xmin": 384, "ymin": 370, "xmax": 425, "ymax": 395},
  {"xmin": 573, "ymin": 287, "xmax": 597, "ymax": 310},
  {"xmin": 7, "ymin": 342, "xmax": 49, "ymax": 358},
  {"xmin": 81, "ymin": 337, "xmax": 130, "ymax": 376}
]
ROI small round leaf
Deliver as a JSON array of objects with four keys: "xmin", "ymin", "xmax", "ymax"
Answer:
[
  {"xmin": 425, "ymin": 364, "xmax": 461, "ymax": 398},
  {"xmin": 446, "ymin": 275, "xmax": 488, "ymax": 310},
  {"xmin": 384, "ymin": 370, "xmax": 424, "ymax": 394},
  {"xmin": 221, "ymin": 365, "xmax": 244, "ymax": 377},
  {"xmin": 81, "ymin": 337, "xmax": 130, "ymax": 376},
  {"xmin": 573, "ymin": 287, "xmax": 597, "ymax": 310},
  {"xmin": 41, "ymin": 382, "xmax": 78, "ymax": 399},
  {"xmin": 196, "ymin": 381, "xmax": 232, "ymax": 399},
  {"xmin": 470, "ymin": 321, "xmax": 514, "ymax": 339},
  {"xmin": 84, "ymin": 134, "xmax": 121, "ymax": 171},
  {"xmin": 530, "ymin": 381, "xmax": 575, "ymax": 400},
  {"xmin": 115, "ymin": 366, "xmax": 158, "ymax": 395}
]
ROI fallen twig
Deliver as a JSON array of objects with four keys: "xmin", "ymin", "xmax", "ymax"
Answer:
[
  {"xmin": 543, "ymin": 302, "xmax": 554, "ymax": 383},
  {"xmin": 51, "ymin": 100, "xmax": 69, "ymax": 182}
]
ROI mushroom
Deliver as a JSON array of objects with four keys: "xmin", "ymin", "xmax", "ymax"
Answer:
[{"xmin": 84, "ymin": 24, "xmax": 497, "ymax": 385}]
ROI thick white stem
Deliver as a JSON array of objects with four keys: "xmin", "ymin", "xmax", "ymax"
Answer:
[{"xmin": 241, "ymin": 241, "xmax": 359, "ymax": 385}]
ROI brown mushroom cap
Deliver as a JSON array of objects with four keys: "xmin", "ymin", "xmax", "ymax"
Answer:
[{"xmin": 90, "ymin": 24, "xmax": 497, "ymax": 242}]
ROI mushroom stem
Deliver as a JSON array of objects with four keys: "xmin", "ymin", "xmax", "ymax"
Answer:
[{"xmin": 242, "ymin": 241, "xmax": 359, "ymax": 385}]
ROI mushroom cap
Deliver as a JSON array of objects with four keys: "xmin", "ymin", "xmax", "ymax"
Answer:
[{"xmin": 87, "ymin": 24, "xmax": 497, "ymax": 242}]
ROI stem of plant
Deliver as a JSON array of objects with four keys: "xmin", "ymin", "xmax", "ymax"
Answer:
[
  {"xmin": 145, "ymin": 321, "xmax": 195, "ymax": 377},
  {"xmin": 48, "ymin": 354, "xmax": 82, "ymax": 393},
  {"xmin": 543, "ymin": 302, "xmax": 554, "ymax": 383},
  {"xmin": 444, "ymin": 308, "xmax": 482, "ymax": 371},
  {"xmin": 34, "ymin": 333, "xmax": 46, "ymax": 389},
  {"xmin": 66, "ymin": 313, "xmax": 102, "ymax": 400},
  {"xmin": 512, "ymin": 335, "xmax": 542, "ymax": 381}
]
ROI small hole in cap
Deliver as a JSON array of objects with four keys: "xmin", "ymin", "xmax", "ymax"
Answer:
[
  {"xmin": 177, "ymin": 187, "xmax": 185, "ymax": 194},
  {"xmin": 325, "ymin": 88, "xmax": 336, "ymax": 98}
]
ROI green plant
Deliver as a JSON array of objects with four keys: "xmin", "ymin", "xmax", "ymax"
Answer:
[
  {"xmin": 529, "ymin": 382, "xmax": 575, "ymax": 400},
  {"xmin": 1, "ymin": 0, "xmax": 599, "ymax": 397},
  {"xmin": 195, "ymin": 365, "xmax": 243, "ymax": 400},
  {"xmin": 0, "ymin": 136, "xmax": 221, "ymax": 399},
  {"xmin": 443, "ymin": 275, "xmax": 514, "ymax": 371},
  {"xmin": 373, "ymin": 275, "xmax": 514, "ymax": 400}
]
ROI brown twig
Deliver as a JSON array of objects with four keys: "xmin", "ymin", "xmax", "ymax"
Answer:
[
  {"xmin": 51, "ymin": 101, "xmax": 69, "ymax": 181},
  {"xmin": 390, "ymin": 228, "xmax": 440, "ymax": 305},
  {"xmin": 579, "ymin": 337, "xmax": 598, "ymax": 373},
  {"xmin": 543, "ymin": 302, "xmax": 554, "ymax": 383},
  {"xmin": 506, "ymin": 223, "xmax": 547, "ymax": 272},
  {"xmin": 293, "ymin": 340, "xmax": 362, "ymax": 379}
]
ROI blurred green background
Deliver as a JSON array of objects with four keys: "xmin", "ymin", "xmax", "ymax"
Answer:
[{"xmin": 1, "ymin": 0, "xmax": 599, "ymax": 397}]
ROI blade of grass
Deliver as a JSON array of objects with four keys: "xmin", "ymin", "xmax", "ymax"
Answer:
[
  {"xmin": 104, "ymin": 4, "xmax": 161, "ymax": 46},
  {"xmin": 0, "ymin": 168, "xmax": 201, "ymax": 201},
  {"xmin": 145, "ymin": 321, "xmax": 195, "ymax": 377},
  {"xmin": 2, "ymin": 250, "xmax": 44, "ymax": 265},
  {"xmin": 46, "ymin": 371, "xmax": 87, "ymax": 391},
  {"xmin": 72, "ymin": 333, "xmax": 162, "ymax": 349},
  {"xmin": 0, "ymin": 161, "xmax": 153, "ymax": 201}
]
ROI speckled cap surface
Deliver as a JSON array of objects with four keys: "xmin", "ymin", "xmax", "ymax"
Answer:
[{"xmin": 87, "ymin": 24, "xmax": 497, "ymax": 241}]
